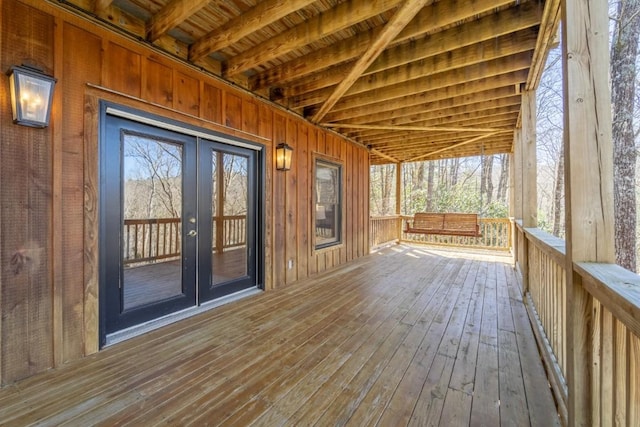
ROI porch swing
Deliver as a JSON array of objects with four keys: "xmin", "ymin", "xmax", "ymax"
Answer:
[{"xmin": 404, "ymin": 146, "xmax": 485, "ymax": 238}]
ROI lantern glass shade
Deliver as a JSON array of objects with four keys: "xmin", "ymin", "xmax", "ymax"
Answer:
[
  {"xmin": 8, "ymin": 65, "xmax": 57, "ymax": 128},
  {"xmin": 275, "ymin": 142, "xmax": 293, "ymax": 171}
]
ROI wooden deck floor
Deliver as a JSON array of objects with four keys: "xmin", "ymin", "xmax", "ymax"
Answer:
[{"xmin": 0, "ymin": 245, "xmax": 559, "ymax": 426}]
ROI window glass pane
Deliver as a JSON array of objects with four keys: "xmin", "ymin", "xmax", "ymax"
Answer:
[
  {"xmin": 315, "ymin": 160, "xmax": 341, "ymax": 248},
  {"xmin": 122, "ymin": 133, "xmax": 183, "ymax": 310}
]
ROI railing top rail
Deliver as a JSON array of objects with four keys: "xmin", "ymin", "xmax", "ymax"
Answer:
[
  {"xmin": 574, "ymin": 262, "xmax": 640, "ymax": 339},
  {"xmin": 522, "ymin": 226, "xmax": 566, "ymax": 265}
]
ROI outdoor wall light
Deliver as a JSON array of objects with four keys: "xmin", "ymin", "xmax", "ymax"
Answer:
[
  {"xmin": 275, "ymin": 142, "xmax": 293, "ymax": 171},
  {"xmin": 7, "ymin": 65, "xmax": 57, "ymax": 128}
]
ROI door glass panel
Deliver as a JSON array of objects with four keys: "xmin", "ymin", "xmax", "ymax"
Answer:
[
  {"xmin": 211, "ymin": 151, "xmax": 248, "ymax": 285},
  {"xmin": 122, "ymin": 133, "xmax": 183, "ymax": 310}
]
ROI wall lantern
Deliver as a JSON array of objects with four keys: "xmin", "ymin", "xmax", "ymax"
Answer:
[
  {"xmin": 7, "ymin": 65, "xmax": 57, "ymax": 128},
  {"xmin": 275, "ymin": 142, "xmax": 293, "ymax": 171}
]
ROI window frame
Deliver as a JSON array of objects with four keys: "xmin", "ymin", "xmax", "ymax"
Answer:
[{"xmin": 312, "ymin": 155, "xmax": 344, "ymax": 251}]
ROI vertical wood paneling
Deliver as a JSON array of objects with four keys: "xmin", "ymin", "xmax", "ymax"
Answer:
[
  {"xmin": 83, "ymin": 95, "xmax": 100, "ymax": 356},
  {"xmin": 307, "ymin": 128, "xmax": 318, "ymax": 277},
  {"xmin": 337, "ymin": 140, "xmax": 347, "ymax": 265},
  {"xmin": 296, "ymin": 124, "xmax": 309, "ymax": 281},
  {"xmin": 285, "ymin": 118, "xmax": 298, "ymax": 284},
  {"xmin": 258, "ymin": 104, "xmax": 273, "ymax": 290},
  {"xmin": 242, "ymin": 99, "xmax": 258, "ymax": 135},
  {"xmin": 364, "ymin": 149, "xmax": 370, "ymax": 252},
  {"xmin": 0, "ymin": 0, "xmax": 371, "ymax": 384},
  {"xmin": 143, "ymin": 59, "xmax": 173, "ymax": 107},
  {"xmin": 104, "ymin": 42, "xmax": 141, "ymax": 97},
  {"xmin": 357, "ymin": 147, "xmax": 365, "ymax": 257},
  {"xmin": 273, "ymin": 113, "xmax": 287, "ymax": 287},
  {"xmin": 173, "ymin": 71, "xmax": 199, "ymax": 115},
  {"xmin": 345, "ymin": 143, "xmax": 354, "ymax": 262},
  {"xmin": 1, "ymin": 2, "xmax": 54, "ymax": 384},
  {"xmin": 224, "ymin": 92, "xmax": 242, "ymax": 129},
  {"xmin": 201, "ymin": 83, "xmax": 222, "ymax": 123},
  {"xmin": 62, "ymin": 23, "xmax": 102, "ymax": 363}
]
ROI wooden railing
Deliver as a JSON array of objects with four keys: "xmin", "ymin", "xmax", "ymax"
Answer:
[
  {"xmin": 515, "ymin": 223, "xmax": 640, "ymax": 426},
  {"xmin": 402, "ymin": 217, "xmax": 512, "ymax": 250},
  {"xmin": 369, "ymin": 216, "xmax": 401, "ymax": 247},
  {"xmin": 123, "ymin": 215, "xmax": 246, "ymax": 264},
  {"xmin": 368, "ymin": 216, "xmax": 512, "ymax": 250}
]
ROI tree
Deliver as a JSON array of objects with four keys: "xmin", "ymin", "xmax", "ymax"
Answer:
[
  {"xmin": 480, "ymin": 155, "xmax": 494, "ymax": 206},
  {"xmin": 611, "ymin": 0, "xmax": 640, "ymax": 271},
  {"xmin": 496, "ymin": 154, "xmax": 509, "ymax": 203}
]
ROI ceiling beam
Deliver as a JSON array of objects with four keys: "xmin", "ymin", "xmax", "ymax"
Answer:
[
  {"xmin": 311, "ymin": 0, "xmax": 434, "ymax": 122},
  {"xmin": 223, "ymin": 0, "xmax": 403, "ymax": 77},
  {"xmin": 348, "ymin": 103, "xmax": 523, "ymax": 131},
  {"xmin": 339, "ymin": 93, "xmax": 522, "ymax": 126},
  {"xmin": 322, "ymin": 73, "xmax": 525, "ymax": 122},
  {"xmin": 94, "ymin": 0, "xmax": 113, "ymax": 15},
  {"xmin": 408, "ymin": 132, "xmax": 505, "ymax": 162},
  {"xmin": 374, "ymin": 138, "xmax": 514, "ymax": 156},
  {"xmin": 188, "ymin": 0, "xmax": 317, "ymax": 61},
  {"xmin": 323, "ymin": 123, "xmax": 503, "ymax": 133},
  {"xmin": 370, "ymin": 148, "xmax": 399, "ymax": 163},
  {"xmin": 294, "ymin": 52, "xmax": 532, "ymax": 112},
  {"xmin": 350, "ymin": 115, "xmax": 519, "ymax": 140},
  {"xmin": 351, "ymin": 115, "xmax": 518, "ymax": 139},
  {"xmin": 287, "ymin": 29, "xmax": 538, "ymax": 100},
  {"xmin": 250, "ymin": 0, "xmax": 524, "ymax": 90},
  {"xmin": 147, "ymin": 0, "xmax": 210, "ymax": 42}
]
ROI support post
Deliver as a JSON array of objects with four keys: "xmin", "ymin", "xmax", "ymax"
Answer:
[
  {"xmin": 513, "ymin": 129, "xmax": 523, "ymax": 221},
  {"xmin": 562, "ymin": 0, "xmax": 615, "ymax": 424},
  {"xmin": 521, "ymin": 90, "xmax": 537, "ymax": 228},
  {"xmin": 396, "ymin": 162, "xmax": 402, "ymax": 243},
  {"xmin": 520, "ymin": 90, "xmax": 537, "ymax": 294},
  {"xmin": 509, "ymin": 152, "xmax": 517, "ymax": 262}
]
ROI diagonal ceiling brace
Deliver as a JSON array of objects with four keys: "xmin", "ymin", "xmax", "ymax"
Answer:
[
  {"xmin": 310, "ymin": 0, "xmax": 434, "ymax": 123},
  {"xmin": 408, "ymin": 131, "xmax": 506, "ymax": 162}
]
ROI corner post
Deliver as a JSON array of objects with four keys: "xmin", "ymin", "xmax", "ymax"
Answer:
[
  {"xmin": 562, "ymin": 0, "xmax": 615, "ymax": 424},
  {"xmin": 395, "ymin": 162, "xmax": 402, "ymax": 243},
  {"xmin": 520, "ymin": 90, "xmax": 537, "ymax": 294}
]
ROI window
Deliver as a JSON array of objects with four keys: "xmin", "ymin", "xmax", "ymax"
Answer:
[{"xmin": 314, "ymin": 158, "xmax": 342, "ymax": 249}]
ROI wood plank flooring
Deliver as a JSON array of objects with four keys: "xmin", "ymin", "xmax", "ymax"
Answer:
[{"xmin": 0, "ymin": 245, "xmax": 559, "ymax": 426}]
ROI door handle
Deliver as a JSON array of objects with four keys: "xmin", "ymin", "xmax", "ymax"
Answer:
[{"xmin": 188, "ymin": 230, "xmax": 197, "ymax": 237}]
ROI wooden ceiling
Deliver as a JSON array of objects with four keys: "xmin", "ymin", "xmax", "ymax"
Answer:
[{"xmin": 61, "ymin": 0, "xmax": 560, "ymax": 164}]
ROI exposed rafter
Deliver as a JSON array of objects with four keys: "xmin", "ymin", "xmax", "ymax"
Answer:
[
  {"xmin": 288, "ymin": 29, "xmax": 537, "ymax": 100},
  {"xmin": 311, "ymin": 0, "xmax": 434, "ymax": 122},
  {"xmin": 224, "ymin": 0, "xmax": 403, "ymax": 77},
  {"xmin": 147, "ymin": 0, "xmax": 210, "ymax": 42},
  {"xmin": 322, "ymin": 123, "xmax": 503, "ymax": 133},
  {"xmin": 252, "ymin": 0, "xmax": 531, "ymax": 91},
  {"xmin": 60, "ymin": 0, "xmax": 560, "ymax": 164},
  {"xmin": 93, "ymin": 0, "xmax": 113, "ymax": 15},
  {"xmin": 408, "ymin": 132, "xmax": 506, "ymax": 162},
  {"xmin": 188, "ymin": 0, "xmax": 317, "ymax": 62},
  {"xmin": 296, "ymin": 52, "xmax": 533, "ymax": 112},
  {"xmin": 322, "ymin": 73, "xmax": 525, "ymax": 122}
]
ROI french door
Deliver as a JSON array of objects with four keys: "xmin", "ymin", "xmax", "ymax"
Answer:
[{"xmin": 100, "ymin": 109, "xmax": 260, "ymax": 343}]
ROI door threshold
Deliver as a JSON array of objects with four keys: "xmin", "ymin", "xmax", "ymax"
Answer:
[{"xmin": 105, "ymin": 287, "xmax": 262, "ymax": 347}]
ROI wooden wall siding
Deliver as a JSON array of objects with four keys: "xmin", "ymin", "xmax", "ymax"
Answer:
[
  {"xmin": 0, "ymin": 0, "xmax": 370, "ymax": 386},
  {"xmin": 0, "ymin": 1, "xmax": 54, "ymax": 385}
]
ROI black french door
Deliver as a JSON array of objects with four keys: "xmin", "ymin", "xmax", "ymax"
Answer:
[
  {"xmin": 100, "ymin": 110, "xmax": 260, "ymax": 343},
  {"xmin": 198, "ymin": 140, "xmax": 258, "ymax": 301}
]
